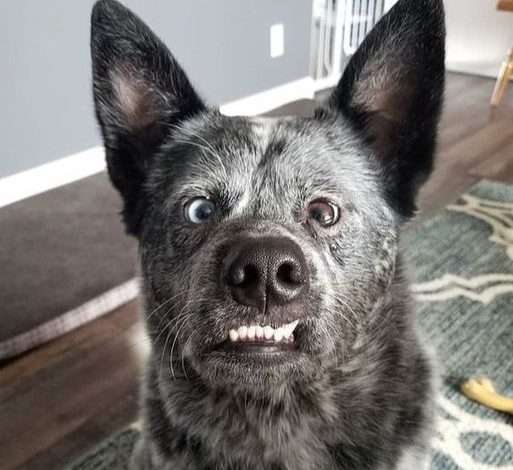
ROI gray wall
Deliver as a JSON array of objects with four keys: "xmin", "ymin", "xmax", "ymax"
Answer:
[
  {"xmin": 0, "ymin": 0, "xmax": 313, "ymax": 178},
  {"xmin": 445, "ymin": 0, "xmax": 513, "ymax": 78}
]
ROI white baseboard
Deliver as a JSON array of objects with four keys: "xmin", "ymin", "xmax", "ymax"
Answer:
[
  {"xmin": 0, "ymin": 147, "xmax": 106, "ymax": 208},
  {"xmin": 312, "ymin": 74, "xmax": 341, "ymax": 93},
  {"xmin": 0, "ymin": 75, "xmax": 337, "ymax": 208},
  {"xmin": 219, "ymin": 76, "xmax": 317, "ymax": 116}
]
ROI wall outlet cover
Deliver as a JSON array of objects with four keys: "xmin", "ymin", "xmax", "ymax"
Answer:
[{"xmin": 270, "ymin": 23, "xmax": 285, "ymax": 58}]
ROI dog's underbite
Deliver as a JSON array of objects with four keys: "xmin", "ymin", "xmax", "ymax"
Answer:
[{"xmin": 90, "ymin": 0, "xmax": 445, "ymax": 468}]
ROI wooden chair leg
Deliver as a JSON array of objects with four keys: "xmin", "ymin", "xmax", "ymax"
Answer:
[{"xmin": 491, "ymin": 48, "xmax": 513, "ymax": 107}]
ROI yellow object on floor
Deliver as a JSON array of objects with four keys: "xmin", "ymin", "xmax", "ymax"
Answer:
[{"xmin": 461, "ymin": 378, "xmax": 513, "ymax": 415}]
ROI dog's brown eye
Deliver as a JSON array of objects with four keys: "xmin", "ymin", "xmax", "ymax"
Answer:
[
  {"xmin": 184, "ymin": 197, "xmax": 216, "ymax": 224},
  {"xmin": 306, "ymin": 199, "xmax": 340, "ymax": 227}
]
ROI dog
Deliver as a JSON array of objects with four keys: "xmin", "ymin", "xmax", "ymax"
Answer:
[{"xmin": 90, "ymin": 0, "xmax": 445, "ymax": 468}]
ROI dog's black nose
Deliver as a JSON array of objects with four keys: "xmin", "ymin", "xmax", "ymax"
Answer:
[{"xmin": 224, "ymin": 237, "xmax": 309, "ymax": 310}]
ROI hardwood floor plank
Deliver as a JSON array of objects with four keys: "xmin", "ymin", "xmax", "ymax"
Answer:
[
  {"xmin": 15, "ymin": 385, "xmax": 139, "ymax": 470},
  {"xmin": 0, "ymin": 304, "xmax": 143, "ymax": 470},
  {"xmin": 470, "ymin": 138, "xmax": 513, "ymax": 182}
]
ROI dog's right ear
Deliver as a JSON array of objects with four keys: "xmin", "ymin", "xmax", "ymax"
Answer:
[
  {"xmin": 324, "ymin": 0, "xmax": 445, "ymax": 219},
  {"xmin": 91, "ymin": 0, "xmax": 205, "ymax": 235}
]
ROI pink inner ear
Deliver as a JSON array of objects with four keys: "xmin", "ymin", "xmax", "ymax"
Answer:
[
  {"xmin": 352, "ymin": 60, "xmax": 415, "ymax": 159},
  {"xmin": 111, "ymin": 67, "xmax": 158, "ymax": 131},
  {"xmin": 353, "ymin": 56, "xmax": 413, "ymax": 120}
]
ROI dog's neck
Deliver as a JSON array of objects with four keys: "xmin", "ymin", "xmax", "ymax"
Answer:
[{"xmin": 144, "ymin": 356, "xmax": 339, "ymax": 468}]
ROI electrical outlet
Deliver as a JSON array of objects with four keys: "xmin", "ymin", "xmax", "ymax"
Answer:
[{"xmin": 270, "ymin": 23, "xmax": 284, "ymax": 58}]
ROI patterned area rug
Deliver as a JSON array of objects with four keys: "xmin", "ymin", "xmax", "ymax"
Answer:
[{"xmin": 68, "ymin": 180, "xmax": 513, "ymax": 470}]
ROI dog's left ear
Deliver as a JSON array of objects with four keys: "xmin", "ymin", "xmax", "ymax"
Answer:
[
  {"xmin": 326, "ymin": 0, "xmax": 445, "ymax": 218},
  {"xmin": 90, "ymin": 0, "xmax": 205, "ymax": 235}
]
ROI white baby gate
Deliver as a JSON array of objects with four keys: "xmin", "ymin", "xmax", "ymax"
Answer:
[{"xmin": 311, "ymin": 0, "xmax": 398, "ymax": 89}]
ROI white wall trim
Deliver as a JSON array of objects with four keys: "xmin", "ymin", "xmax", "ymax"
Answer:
[
  {"xmin": 0, "ymin": 75, "xmax": 330, "ymax": 208},
  {"xmin": 0, "ymin": 147, "xmax": 106, "ymax": 208},
  {"xmin": 219, "ymin": 76, "xmax": 316, "ymax": 116},
  {"xmin": 312, "ymin": 74, "xmax": 341, "ymax": 93}
]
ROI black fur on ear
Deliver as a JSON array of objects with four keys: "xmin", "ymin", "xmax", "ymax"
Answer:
[
  {"xmin": 90, "ymin": 0, "xmax": 205, "ymax": 235},
  {"xmin": 327, "ymin": 0, "xmax": 445, "ymax": 218}
]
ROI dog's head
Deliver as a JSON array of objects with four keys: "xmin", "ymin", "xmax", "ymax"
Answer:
[{"xmin": 91, "ymin": 0, "xmax": 444, "ymax": 388}]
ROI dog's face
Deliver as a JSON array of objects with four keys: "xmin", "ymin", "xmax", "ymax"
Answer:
[{"xmin": 91, "ymin": 0, "xmax": 444, "ymax": 388}]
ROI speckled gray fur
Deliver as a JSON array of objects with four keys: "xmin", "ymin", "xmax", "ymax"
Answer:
[{"xmin": 90, "ymin": 0, "xmax": 446, "ymax": 468}]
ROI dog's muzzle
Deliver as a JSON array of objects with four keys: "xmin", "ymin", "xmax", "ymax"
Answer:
[{"xmin": 214, "ymin": 236, "xmax": 310, "ymax": 350}]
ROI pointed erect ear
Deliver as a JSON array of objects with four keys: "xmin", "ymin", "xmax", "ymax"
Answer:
[
  {"xmin": 90, "ymin": 0, "xmax": 205, "ymax": 234},
  {"xmin": 327, "ymin": 0, "xmax": 445, "ymax": 218}
]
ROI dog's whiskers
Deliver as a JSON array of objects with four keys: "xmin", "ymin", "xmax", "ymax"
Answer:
[
  {"xmin": 145, "ymin": 288, "xmax": 191, "ymax": 326},
  {"xmin": 156, "ymin": 296, "xmax": 212, "ymax": 382}
]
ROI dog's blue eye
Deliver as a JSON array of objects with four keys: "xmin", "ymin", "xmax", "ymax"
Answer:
[
  {"xmin": 307, "ymin": 199, "xmax": 340, "ymax": 227},
  {"xmin": 184, "ymin": 198, "xmax": 216, "ymax": 224}
]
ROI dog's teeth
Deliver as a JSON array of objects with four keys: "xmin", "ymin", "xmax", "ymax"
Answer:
[
  {"xmin": 283, "ymin": 320, "xmax": 299, "ymax": 338},
  {"xmin": 264, "ymin": 326, "xmax": 274, "ymax": 340},
  {"xmin": 238, "ymin": 326, "xmax": 248, "ymax": 341},
  {"xmin": 247, "ymin": 326, "xmax": 256, "ymax": 340},
  {"xmin": 274, "ymin": 327, "xmax": 285, "ymax": 342},
  {"xmin": 228, "ymin": 322, "xmax": 299, "ymax": 344},
  {"xmin": 255, "ymin": 326, "xmax": 264, "ymax": 339}
]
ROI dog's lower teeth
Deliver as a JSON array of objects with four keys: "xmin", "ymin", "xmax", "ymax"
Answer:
[
  {"xmin": 274, "ymin": 328, "xmax": 284, "ymax": 342},
  {"xmin": 239, "ymin": 326, "xmax": 248, "ymax": 341},
  {"xmin": 255, "ymin": 326, "xmax": 264, "ymax": 339},
  {"xmin": 228, "ymin": 320, "xmax": 298, "ymax": 344},
  {"xmin": 247, "ymin": 326, "xmax": 256, "ymax": 340},
  {"xmin": 264, "ymin": 326, "xmax": 273, "ymax": 340}
]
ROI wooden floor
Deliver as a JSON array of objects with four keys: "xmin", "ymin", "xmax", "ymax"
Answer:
[{"xmin": 1, "ymin": 72, "xmax": 513, "ymax": 470}]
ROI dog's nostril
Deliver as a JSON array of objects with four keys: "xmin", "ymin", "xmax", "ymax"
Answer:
[
  {"xmin": 276, "ymin": 262, "xmax": 300, "ymax": 286},
  {"xmin": 227, "ymin": 263, "xmax": 259, "ymax": 287},
  {"xmin": 240, "ymin": 264, "xmax": 259, "ymax": 287}
]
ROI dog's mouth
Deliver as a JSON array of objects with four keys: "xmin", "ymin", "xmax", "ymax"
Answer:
[{"xmin": 212, "ymin": 320, "xmax": 300, "ymax": 354}]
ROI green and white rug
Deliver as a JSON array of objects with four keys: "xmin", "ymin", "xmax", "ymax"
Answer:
[
  {"xmin": 69, "ymin": 180, "xmax": 513, "ymax": 470},
  {"xmin": 407, "ymin": 180, "xmax": 513, "ymax": 469}
]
